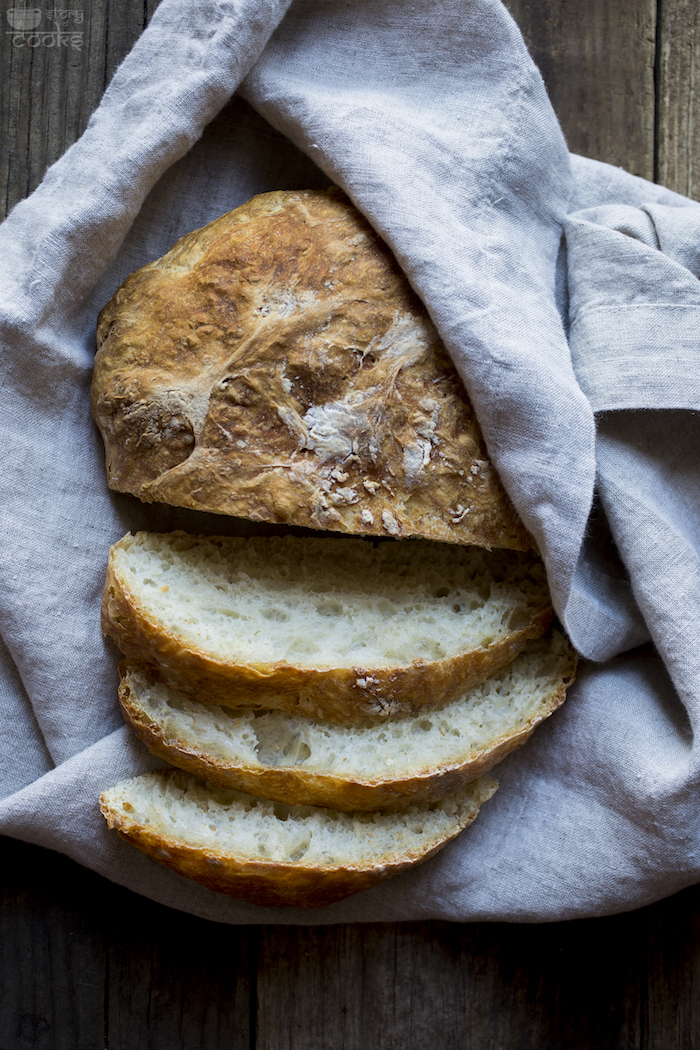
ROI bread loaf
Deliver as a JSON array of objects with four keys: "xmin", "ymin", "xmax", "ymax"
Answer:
[
  {"xmin": 118, "ymin": 631, "xmax": 576, "ymax": 811},
  {"xmin": 99, "ymin": 769, "xmax": 497, "ymax": 907},
  {"xmin": 102, "ymin": 530, "xmax": 554, "ymax": 722},
  {"xmin": 91, "ymin": 188, "xmax": 532, "ymax": 552}
]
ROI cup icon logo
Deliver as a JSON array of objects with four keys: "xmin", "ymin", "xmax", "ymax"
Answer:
[{"xmin": 7, "ymin": 8, "xmax": 43, "ymax": 30}]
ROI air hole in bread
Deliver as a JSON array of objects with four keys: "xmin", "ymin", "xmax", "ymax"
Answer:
[
  {"xmin": 254, "ymin": 720, "xmax": 312, "ymax": 767},
  {"xmin": 289, "ymin": 843, "xmax": 311, "ymax": 862},
  {"xmin": 262, "ymin": 606, "xmax": 292, "ymax": 622},
  {"xmin": 315, "ymin": 601, "xmax": 345, "ymax": 617}
]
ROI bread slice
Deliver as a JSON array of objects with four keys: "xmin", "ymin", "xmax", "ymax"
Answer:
[
  {"xmin": 118, "ymin": 632, "xmax": 576, "ymax": 811},
  {"xmin": 99, "ymin": 769, "xmax": 497, "ymax": 907},
  {"xmin": 91, "ymin": 188, "xmax": 532, "ymax": 552},
  {"xmin": 102, "ymin": 531, "xmax": 554, "ymax": 723}
]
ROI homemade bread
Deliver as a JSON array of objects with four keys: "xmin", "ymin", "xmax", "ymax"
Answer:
[
  {"xmin": 102, "ymin": 531, "xmax": 554, "ymax": 722},
  {"xmin": 99, "ymin": 769, "xmax": 497, "ymax": 907},
  {"xmin": 91, "ymin": 188, "xmax": 532, "ymax": 552},
  {"xmin": 118, "ymin": 631, "xmax": 576, "ymax": 811}
]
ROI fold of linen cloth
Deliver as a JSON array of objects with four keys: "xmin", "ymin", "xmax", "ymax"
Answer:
[{"xmin": 1, "ymin": 0, "xmax": 699, "ymax": 922}]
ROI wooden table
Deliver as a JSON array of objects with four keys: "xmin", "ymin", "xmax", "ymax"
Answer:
[{"xmin": 2, "ymin": 2, "xmax": 700, "ymax": 1045}]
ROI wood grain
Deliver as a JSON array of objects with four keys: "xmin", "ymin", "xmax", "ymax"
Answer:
[
  {"xmin": 3, "ymin": 838, "xmax": 700, "ymax": 1046},
  {"xmin": 504, "ymin": 0, "xmax": 657, "ymax": 179},
  {"xmin": 0, "ymin": 841, "xmax": 107, "ymax": 1049},
  {"xmin": 0, "ymin": 0, "xmax": 161, "ymax": 218},
  {"xmin": 0, "ymin": 838, "xmax": 255, "ymax": 1050},
  {"xmin": 646, "ymin": 884, "xmax": 700, "ymax": 1048},
  {"xmin": 656, "ymin": 0, "xmax": 700, "ymax": 199},
  {"xmin": 2, "ymin": 0, "xmax": 698, "ymax": 212},
  {"xmin": 256, "ymin": 918, "xmax": 650, "ymax": 1049},
  {"xmin": 103, "ymin": 896, "xmax": 254, "ymax": 1049}
]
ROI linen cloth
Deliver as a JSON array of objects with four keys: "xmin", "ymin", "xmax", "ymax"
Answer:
[{"xmin": 1, "ymin": 0, "xmax": 699, "ymax": 923}]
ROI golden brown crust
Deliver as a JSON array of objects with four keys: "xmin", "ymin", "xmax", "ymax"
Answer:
[
  {"xmin": 118, "ymin": 645, "xmax": 576, "ymax": 811},
  {"xmin": 91, "ymin": 189, "xmax": 532, "ymax": 552},
  {"xmin": 99, "ymin": 775, "xmax": 497, "ymax": 907},
  {"xmin": 102, "ymin": 543, "xmax": 554, "ymax": 724}
]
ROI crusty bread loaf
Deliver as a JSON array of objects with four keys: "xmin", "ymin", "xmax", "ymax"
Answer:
[
  {"xmin": 91, "ymin": 188, "xmax": 532, "ymax": 552},
  {"xmin": 102, "ymin": 531, "xmax": 554, "ymax": 722},
  {"xmin": 99, "ymin": 769, "xmax": 497, "ymax": 907},
  {"xmin": 118, "ymin": 631, "xmax": 576, "ymax": 811}
]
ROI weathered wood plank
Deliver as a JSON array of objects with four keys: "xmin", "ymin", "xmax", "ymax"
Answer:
[
  {"xmin": 2, "ymin": 832, "xmax": 700, "ymax": 1048},
  {"xmin": 0, "ymin": 837, "xmax": 255, "ymax": 1050},
  {"xmin": 256, "ymin": 916, "xmax": 648, "ymax": 1050},
  {"xmin": 0, "ymin": 0, "xmax": 672, "ymax": 220},
  {"xmin": 0, "ymin": 838, "xmax": 107, "ymax": 1049},
  {"xmin": 0, "ymin": 2, "xmax": 162, "ymax": 220},
  {"xmin": 646, "ymin": 883, "xmax": 700, "ymax": 1048},
  {"xmin": 104, "ymin": 889, "xmax": 255, "ymax": 1050},
  {"xmin": 504, "ymin": 0, "xmax": 657, "ymax": 179},
  {"xmin": 103, "ymin": 0, "xmax": 151, "ymax": 94},
  {"xmin": 257, "ymin": 923, "xmax": 463, "ymax": 1050},
  {"xmin": 656, "ymin": 0, "xmax": 700, "ymax": 199},
  {"xmin": 1, "ymin": 10, "xmax": 36, "ymax": 214}
]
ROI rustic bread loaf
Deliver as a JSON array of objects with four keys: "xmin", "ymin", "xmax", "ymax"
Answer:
[
  {"xmin": 102, "ymin": 531, "xmax": 554, "ymax": 723},
  {"xmin": 91, "ymin": 188, "xmax": 532, "ymax": 552},
  {"xmin": 118, "ymin": 631, "xmax": 576, "ymax": 811},
  {"xmin": 99, "ymin": 769, "xmax": 497, "ymax": 907}
]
